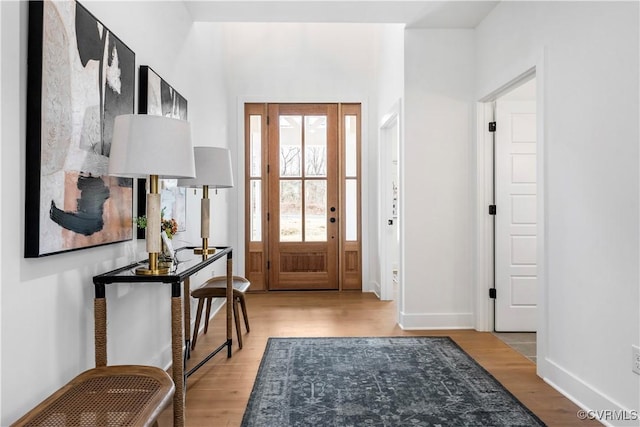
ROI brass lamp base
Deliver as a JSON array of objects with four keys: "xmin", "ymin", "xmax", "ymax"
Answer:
[
  {"xmin": 135, "ymin": 252, "xmax": 171, "ymax": 275},
  {"xmin": 193, "ymin": 247, "xmax": 216, "ymax": 255},
  {"xmin": 135, "ymin": 265, "xmax": 171, "ymax": 276}
]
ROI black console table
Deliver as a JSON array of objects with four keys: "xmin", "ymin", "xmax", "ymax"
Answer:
[{"xmin": 92, "ymin": 246, "xmax": 233, "ymax": 427}]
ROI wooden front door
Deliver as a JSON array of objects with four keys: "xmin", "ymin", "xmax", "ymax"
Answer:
[
  {"xmin": 245, "ymin": 103, "xmax": 361, "ymax": 291},
  {"xmin": 268, "ymin": 104, "xmax": 339, "ymax": 290}
]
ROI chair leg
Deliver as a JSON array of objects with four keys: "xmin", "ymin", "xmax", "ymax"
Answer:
[
  {"xmin": 233, "ymin": 297, "xmax": 243, "ymax": 349},
  {"xmin": 239, "ymin": 294, "xmax": 250, "ymax": 333},
  {"xmin": 203, "ymin": 297, "xmax": 213, "ymax": 335},
  {"xmin": 191, "ymin": 298, "xmax": 205, "ymax": 351}
]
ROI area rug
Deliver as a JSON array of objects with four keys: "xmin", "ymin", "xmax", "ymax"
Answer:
[{"xmin": 241, "ymin": 337, "xmax": 546, "ymax": 426}]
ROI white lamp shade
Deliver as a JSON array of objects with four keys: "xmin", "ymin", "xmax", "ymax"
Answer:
[
  {"xmin": 178, "ymin": 146, "xmax": 234, "ymax": 188},
  {"xmin": 109, "ymin": 114, "xmax": 196, "ymax": 179}
]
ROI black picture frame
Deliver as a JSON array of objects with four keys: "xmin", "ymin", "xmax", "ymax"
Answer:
[
  {"xmin": 25, "ymin": 0, "xmax": 135, "ymax": 257},
  {"xmin": 136, "ymin": 65, "xmax": 188, "ymax": 239}
]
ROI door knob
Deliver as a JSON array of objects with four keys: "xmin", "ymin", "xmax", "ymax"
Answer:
[
  {"xmin": 388, "ymin": 219, "xmax": 393, "ymax": 225},
  {"xmin": 330, "ymin": 218, "xmax": 336, "ymax": 223}
]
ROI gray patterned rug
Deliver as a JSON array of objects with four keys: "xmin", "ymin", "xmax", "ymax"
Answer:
[{"xmin": 241, "ymin": 337, "xmax": 546, "ymax": 426}]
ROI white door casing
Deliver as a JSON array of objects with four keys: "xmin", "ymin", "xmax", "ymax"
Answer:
[{"xmin": 495, "ymin": 100, "xmax": 537, "ymax": 331}]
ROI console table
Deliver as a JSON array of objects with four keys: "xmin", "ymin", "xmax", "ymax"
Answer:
[{"xmin": 92, "ymin": 246, "xmax": 233, "ymax": 427}]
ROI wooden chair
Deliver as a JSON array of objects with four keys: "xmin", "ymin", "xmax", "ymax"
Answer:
[
  {"xmin": 11, "ymin": 365, "xmax": 174, "ymax": 427},
  {"xmin": 191, "ymin": 276, "xmax": 250, "ymax": 350}
]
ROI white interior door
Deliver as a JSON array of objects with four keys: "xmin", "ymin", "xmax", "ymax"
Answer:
[{"xmin": 495, "ymin": 98, "xmax": 537, "ymax": 331}]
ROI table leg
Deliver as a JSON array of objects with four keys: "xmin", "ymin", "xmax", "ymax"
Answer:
[
  {"xmin": 94, "ymin": 297, "xmax": 107, "ymax": 367},
  {"xmin": 183, "ymin": 277, "xmax": 191, "ymax": 360},
  {"xmin": 227, "ymin": 257, "xmax": 233, "ymax": 357},
  {"xmin": 171, "ymin": 295, "xmax": 185, "ymax": 427}
]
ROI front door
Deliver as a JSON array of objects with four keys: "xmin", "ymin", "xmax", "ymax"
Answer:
[
  {"xmin": 268, "ymin": 104, "xmax": 339, "ymax": 290},
  {"xmin": 495, "ymin": 95, "xmax": 538, "ymax": 331}
]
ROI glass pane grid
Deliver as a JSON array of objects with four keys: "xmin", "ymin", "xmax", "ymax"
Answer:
[
  {"xmin": 250, "ymin": 115, "xmax": 262, "ymax": 178},
  {"xmin": 280, "ymin": 180, "xmax": 302, "ymax": 242},
  {"xmin": 345, "ymin": 115, "xmax": 358, "ymax": 177},
  {"xmin": 305, "ymin": 116, "xmax": 327, "ymax": 177},
  {"xmin": 250, "ymin": 180, "xmax": 262, "ymax": 242},
  {"xmin": 280, "ymin": 116, "xmax": 302, "ymax": 177},
  {"xmin": 305, "ymin": 180, "xmax": 327, "ymax": 242}
]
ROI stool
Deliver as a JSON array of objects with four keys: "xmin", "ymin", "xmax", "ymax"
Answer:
[
  {"xmin": 191, "ymin": 276, "xmax": 250, "ymax": 350},
  {"xmin": 12, "ymin": 365, "xmax": 174, "ymax": 427}
]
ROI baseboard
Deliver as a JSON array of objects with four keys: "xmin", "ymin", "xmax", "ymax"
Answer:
[
  {"xmin": 366, "ymin": 280, "xmax": 380, "ymax": 296},
  {"xmin": 543, "ymin": 358, "xmax": 640, "ymax": 427},
  {"xmin": 398, "ymin": 311, "xmax": 474, "ymax": 330},
  {"xmin": 370, "ymin": 280, "xmax": 381, "ymax": 298}
]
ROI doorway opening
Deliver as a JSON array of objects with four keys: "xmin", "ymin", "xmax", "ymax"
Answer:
[
  {"xmin": 244, "ymin": 103, "xmax": 362, "ymax": 291},
  {"xmin": 477, "ymin": 71, "xmax": 541, "ymax": 335},
  {"xmin": 379, "ymin": 102, "xmax": 401, "ymax": 303}
]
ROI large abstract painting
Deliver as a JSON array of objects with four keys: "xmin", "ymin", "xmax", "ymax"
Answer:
[
  {"xmin": 25, "ymin": 0, "xmax": 135, "ymax": 257},
  {"xmin": 136, "ymin": 66, "xmax": 188, "ymax": 239}
]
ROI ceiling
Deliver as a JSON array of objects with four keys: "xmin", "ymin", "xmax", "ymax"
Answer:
[{"xmin": 183, "ymin": 1, "xmax": 500, "ymax": 28}]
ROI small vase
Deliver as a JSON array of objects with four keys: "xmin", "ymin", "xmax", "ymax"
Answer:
[{"xmin": 160, "ymin": 239, "xmax": 173, "ymax": 262}]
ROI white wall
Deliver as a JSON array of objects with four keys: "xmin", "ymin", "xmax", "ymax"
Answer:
[
  {"xmin": 217, "ymin": 22, "xmax": 384, "ymax": 290},
  {"xmin": 173, "ymin": 22, "xmax": 232, "ymax": 252},
  {"xmin": 375, "ymin": 24, "xmax": 405, "ymax": 121},
  {"xmin": 401, "ymin": 29, "xmax": 475, "ymax": 329},
  {"xmin": 476, "ymin": 1, "xmax": 639, "ymax": 418},
  {"xmin": 0, "ymin": 2, "xmax": 228, "ymax": 424}
]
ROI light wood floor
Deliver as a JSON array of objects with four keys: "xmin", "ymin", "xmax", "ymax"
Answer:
[{"xmin": 158, "ymin": 291, "xmax": 600, "ymax": 427}]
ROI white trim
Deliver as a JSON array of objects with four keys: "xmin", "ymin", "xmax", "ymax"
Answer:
[
  {"xmin": 474, "ymin": 101, "xmax": 494, "ymax": 332},
  {"xmin": 534, "ymin": 49, "xmax": 548, "ymax": 380},
  {"xmin": 399, "ymin": 312, "xmax": 474, "ymax": 330},
  {"xmin": 543, "ymin": 359, "xmax": 639, "ymax": 427},
  {"xmin": 370, "ymin": 280, "xmax": 381, "ymax": 299}
]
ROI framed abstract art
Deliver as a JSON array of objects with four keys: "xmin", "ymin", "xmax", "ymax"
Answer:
[
  {"xmin": 25, "ymin": 0, "xmax": 135, "ymax": 257},
  {"xmin": 136, "ymin": 66, "xmax": 188, "ymax": 239}
]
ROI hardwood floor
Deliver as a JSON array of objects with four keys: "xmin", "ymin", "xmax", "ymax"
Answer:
[{"xmin": 158, "ymin": 291, "xmax": 599, "ymax": 426}]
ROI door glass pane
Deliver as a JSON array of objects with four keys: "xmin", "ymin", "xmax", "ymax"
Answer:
[
  {"xmin": 280, "ymin": 116, "xmax": 302, "ymax": 177},
  {"xmin": 305, "ymin": 116, "xmax": 327, "ymax": 177},
  {"xmin": 250, "ymin": 180, "xmax": 261, "ymax": 242},
  {"xmin": 346, "ymin": 179, "xmax": 357, "ymax": 241},
  {"xmin": 249, "ymin": 115, "xmax": 261, "ymax": 177},
  {"xmin": 345, "ymin": 115, "xmax": 357, "ymax": 177},
  {"xmin": 280, "ymin": 180, "xmax": 302, "ymax": 241},
  {"xmin": 305, "ymin": 180, "xmax": 327, "ymax": 241}
]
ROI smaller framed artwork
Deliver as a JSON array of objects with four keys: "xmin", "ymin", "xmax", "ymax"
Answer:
[{"xmin": 137, "ymin": 66, "xmax": 188, "ymax": 239}]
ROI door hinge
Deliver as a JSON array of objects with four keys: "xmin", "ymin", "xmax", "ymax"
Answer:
[
  {"xmin": 489, "ymin": 288, "xmax": 497, "ymax": 299},
  {"xmin": 267, "ymin": 212, "xmax": 270, "ymax": 221},
  {"xmin": 488, "ymin": 205, "xmax": 496, "ymax": 215},
  {"xmin": 488, "ymin": 122, "xmax": 496, "ymax": 132},
  {"xmin": 267, "ymin": 261, "xmax": 271, "ymax": 270},
  {"xmin": 267, "ymin": 116, "xmax": 270, "ymax": 125},
  {"xmin": 267, "ymin": 164, "xmax": 270, "ymax": 173}
]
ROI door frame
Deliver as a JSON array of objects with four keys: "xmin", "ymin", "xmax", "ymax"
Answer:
[
  {"xmin": 379, "ymin": 100, "xmax": 403, "ymax": 305},
  {"xmin": 236, "ymin": 97, "xmax": 371, "ymax": 291},
  {"xmin": 475, "ymin": 55, "xmax": 547, "ymax": 377}
]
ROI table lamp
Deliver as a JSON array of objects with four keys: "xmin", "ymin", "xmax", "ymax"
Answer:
[
  {"xmin": 109, "ymin": 114, "xmax": 195, "ymax": 275},
  {"xmin": 178, "ymin": 146, "xmax": 234, "ymax": 256}
]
